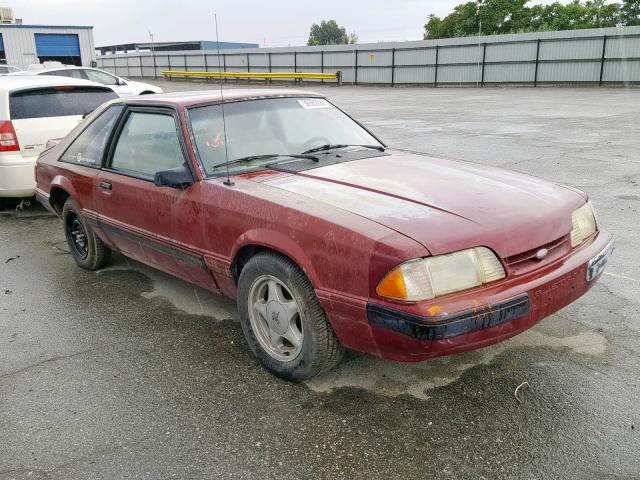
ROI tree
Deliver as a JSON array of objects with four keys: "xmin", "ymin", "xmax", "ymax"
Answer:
[
  {"xmin": 424, "ymin": 0, "xmax": 533, "ymax": 39},
  {"xmin": 621, "ymin": 0, "xmax": 640, "ymax": 25},
  {"xmin": 308, "ymin": 20, "xmax": 357, "ymax": 46},
  {"xmin": 424, "ymin": 0, "xmax": 633, "ymax": 39}
]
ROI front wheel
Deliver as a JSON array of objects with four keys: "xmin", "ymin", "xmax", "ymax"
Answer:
[
  {"xmin": 62, "ymin": 198, "xmax": 111, "ymax": 270},
  {"xmin": 237, "ymin": 252, "xmax": 344, "ymax": 380}
]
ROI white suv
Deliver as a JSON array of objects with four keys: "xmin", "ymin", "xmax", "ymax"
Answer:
[
  {"xmin": 13, "ymin": 66, "xmax": 163, "ymax": 96},
  {"xmin": 0, "ymin": 75, "xmax": 119, "ymax": 198}
]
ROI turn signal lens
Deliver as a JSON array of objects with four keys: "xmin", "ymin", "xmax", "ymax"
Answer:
[
  {"xmin": 376, "ymin": 259, "xmax": 433, "ymax": 302},
  {"xmin": 570, "ymin": 201, "xmax": 598, "ymax": 247},
  {"xmin": 376, "ymin": 247, "xmax": 506, "ymax": 302}
]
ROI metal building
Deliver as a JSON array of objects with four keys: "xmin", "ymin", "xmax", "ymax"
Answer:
[
  {"xmin": 96, "ymin": 40, "xmax": 259, "ymax": 56},
  {"xmin": 0, "ymin": 24, "xmax": 95, "ymax": 69}
]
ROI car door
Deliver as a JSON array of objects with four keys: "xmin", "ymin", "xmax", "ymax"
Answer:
[{"xmin": 95, "ymin": 107, "xmax": 217, "ymax": 290}]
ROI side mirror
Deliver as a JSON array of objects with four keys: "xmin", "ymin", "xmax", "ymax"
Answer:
[
  {"xmin": 154, "ymin": 164, "xmax": 194, "ymax": 189},
  {"xmin": 118, "ymin": 78, "xmax": 127, "ymax": 86}
]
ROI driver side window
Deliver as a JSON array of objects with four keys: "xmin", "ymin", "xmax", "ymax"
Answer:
[{"xmin": 110, "ymin": 111, "xmax": 185, "ymax": 178}]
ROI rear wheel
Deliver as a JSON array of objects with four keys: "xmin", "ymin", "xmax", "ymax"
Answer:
[
  {"xmin": 62, "ymin": 198, "xmax": 111, "ymax": 270},
  {"xmin": 238, "ymin": 252, "xmax": 344, "ymax": 380}
]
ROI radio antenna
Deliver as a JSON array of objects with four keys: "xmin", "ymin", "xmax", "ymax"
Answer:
[{"xmin": 214, "ymin": 13, "xmax": 233, "ymax": 187}]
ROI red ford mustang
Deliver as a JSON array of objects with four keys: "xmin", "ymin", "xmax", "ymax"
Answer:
[{"xmin": 35, "ymin": 89, "xmax": 613, "ymax": 380}]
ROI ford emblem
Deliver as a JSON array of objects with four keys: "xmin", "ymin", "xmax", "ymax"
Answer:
[{"xmin": 535, "ymin": 248, "xmax": 549, "ymax": 260}]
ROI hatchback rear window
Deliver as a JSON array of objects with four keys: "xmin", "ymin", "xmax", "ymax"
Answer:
[{"xmin": 9, "ymin": 86, "xmax": 118, "ymax": 120}]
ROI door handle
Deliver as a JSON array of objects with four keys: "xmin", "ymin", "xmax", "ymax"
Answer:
[{"xmin": 99, "ymin": 181, "xmax": 112, "ymax": 191}]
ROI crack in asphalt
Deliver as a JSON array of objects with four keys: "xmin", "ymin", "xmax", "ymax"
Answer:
[{"xmin": 0, "ymin": 346, "xmax": 108, "ymax": 382}]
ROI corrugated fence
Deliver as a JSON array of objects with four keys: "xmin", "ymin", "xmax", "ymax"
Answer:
[{"xmin": 96, "ymin": 26, "xmax": 640, "ymax": 86}]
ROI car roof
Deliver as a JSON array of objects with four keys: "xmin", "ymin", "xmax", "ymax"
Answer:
[
  {"xmin": 6, "ymin": 66, "xmax": 88, "ymax": 76},
  {"xmin": 114, "ymin": 88, "xmax": 324, "ymax": 108},
  {"xmin": 0, "ymin": 74, "xmax": 114, "ymax": 92}
]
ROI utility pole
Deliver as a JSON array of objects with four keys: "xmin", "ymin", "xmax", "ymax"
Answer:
[
  {"xmin": 264, "ymin": 38, "xmax": 267, "ymax": 75},
  {"xmin": 476, "ymin": 0, "xmax": 483, "ymax": 88},
  {"xmin": 149, "ymin": 31, "xmax": 157, "ymax": 79}
]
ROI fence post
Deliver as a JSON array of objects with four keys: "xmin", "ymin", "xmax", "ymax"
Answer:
[
  {"xmin": 268, "ymin": 51, "xmax": 272, "ymax": 84},
  {"xmin": 354, "ymin": 49, "xmax": 358, "ymax": 85},
  {"xmin": 246, "ymin": 52, "xmax": 250, "ymax": 73},
  {"xmin": 599, "ymin": 35, "xmax": 608, "ymax": 86},
  {"xmin": 222, "ymin": 53, "xmax": 226, "ymax": 83},
  {"xmin": 481, "ymin": 43, "xmax": 486, "ymax": 86},
  {"xmin": 140, "ymin": 55, "xmax": 143, "ymax": 78},
  {"xmin": 204, "ymin": 53, "xmax": 208, "ymax": 81},
  {"xmin": 125, "ymin": 54, "xmax": 130, "ymax": 78},
  {"xmin": 433, "ymin": 45, "xmax": 439, "ymax": 87},
  {"xmin": 320, "ymin": 50, "xmax": 324, "ymax": 85},
  {"xmin": 184, "ymin": 54, "xmax": 188, "ymax": 80},
  {"xmin": 152, "ymin": 49, "xmax": 157, "ymax": 79},
  {"xmin": 533, "ymin": 39, "xmax": 541, "ymax": 87},
  {"xmin": 391, "ymin": 48, "xmax": 395, "ymax": 86}
]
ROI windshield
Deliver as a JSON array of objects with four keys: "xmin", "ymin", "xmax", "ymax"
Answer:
[{"xmin": 188, "ymin": 97, "xmax": 382, "ymax": 175}]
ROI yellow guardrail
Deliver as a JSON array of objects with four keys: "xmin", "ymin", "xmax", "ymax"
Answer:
[{"xmin": 161, "ymin": 70, "xmax": 342, "ymax": 84}]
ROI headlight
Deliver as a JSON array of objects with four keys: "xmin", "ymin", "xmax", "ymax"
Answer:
[
  {"xmin": 376, "ymin": 247, "xmax": 506, "ymax": 302},
  {"xmin": 570, "ymin": 201, "xmax": 598, "ymax": 247}
]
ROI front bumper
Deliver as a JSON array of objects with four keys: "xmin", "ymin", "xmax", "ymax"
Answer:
[
  {"xmin": 367, "ymin": 293, "xmax": 532, "ymax": 341},
  {"xmin": 325, "ymin": 231, "xmax": 613, "ymax": 362}
]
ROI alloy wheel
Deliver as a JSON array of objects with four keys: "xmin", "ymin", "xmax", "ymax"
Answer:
[{"xmin": 248, "ymin": 274, "xmax": 304, "ymax": 361}]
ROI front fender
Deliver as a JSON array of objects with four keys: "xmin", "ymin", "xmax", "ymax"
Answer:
[{"xmin": 230, "ymin": 228, "xmax": 322, "ymax": 289}]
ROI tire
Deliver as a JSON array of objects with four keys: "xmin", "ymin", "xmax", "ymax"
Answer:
[
  {"xmin": 237, "ymin": 251, "xmax": 344, "ymax": 380},
  {"xmin": 62, "ymin": 198, "xmax": 111, "ymax": 270}
]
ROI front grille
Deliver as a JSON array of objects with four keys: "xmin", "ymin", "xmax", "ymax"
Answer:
[{"xmin": 505, "ymin": 235, "xmax": 571, "ymax": 275}]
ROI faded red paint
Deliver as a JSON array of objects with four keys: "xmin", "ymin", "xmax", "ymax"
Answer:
[{"xmin": 34, "ymin": 90, "xmax": 612, "ymax": 362}]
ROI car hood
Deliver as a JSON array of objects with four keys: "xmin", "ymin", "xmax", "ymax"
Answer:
[{"xmin": 263, "ymin": 150, "xmax": 586, "ymax": 258}]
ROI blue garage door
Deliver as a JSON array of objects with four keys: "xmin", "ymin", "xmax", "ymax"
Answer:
[
  {"xmin": 0, "ymin": 34, "xmax": 4, "ymax": 52},
  {"xmin": 34, "ymin": 33, "xmax": 80, "ymax": 56}
]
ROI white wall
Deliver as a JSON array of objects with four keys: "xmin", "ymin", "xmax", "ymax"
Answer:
[{"xmin": 0, "ymin": 26, "xmax": 95, "ymax": 69}]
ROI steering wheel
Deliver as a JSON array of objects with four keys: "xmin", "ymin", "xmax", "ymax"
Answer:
[{"xmin": 302, "ymin": 136, "xmax": 332, "ymax": 151}]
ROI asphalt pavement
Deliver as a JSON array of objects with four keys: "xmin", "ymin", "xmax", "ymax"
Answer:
[{"xmin": 1, "ymin": 83, "xmax": 638, "ymax": 479}]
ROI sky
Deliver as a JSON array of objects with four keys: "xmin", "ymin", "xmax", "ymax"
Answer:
[{"xmin": 14, "ymin": 0, "xmax": 461, "ymax": 47}]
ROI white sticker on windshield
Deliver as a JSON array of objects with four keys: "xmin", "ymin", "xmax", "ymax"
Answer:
[{"xmin": 298, "ymin": 98, "xmax": 331, "ymax": 109}]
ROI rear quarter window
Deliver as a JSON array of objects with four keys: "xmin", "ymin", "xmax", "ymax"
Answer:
[{"xmin": 9, "ymin": 86, "xmax": 118, "ymax": 120}]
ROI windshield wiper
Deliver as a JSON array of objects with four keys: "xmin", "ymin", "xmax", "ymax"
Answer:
[
  {"xmin": 301, "ymin": 144, "xmax": 385, "ymax": 154},
  {"xmin": 214, "ymin": 153, "xmax": 318, "ymax": 169}
]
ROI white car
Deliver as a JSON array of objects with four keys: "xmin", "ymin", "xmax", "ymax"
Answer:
[
  {"xmin": 0, "ymin": 75, "xmax": 119, "ymax": 198},
  {"xmin": 11, "ymin": 66, "xmax": 162, "ymax": 96},
  {"xmin": 0, "ymin": 65, "xmax": 22, "ymax": 75}
]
